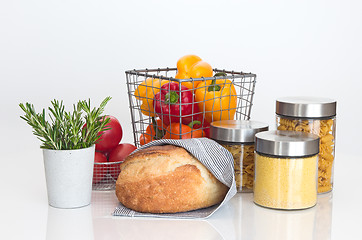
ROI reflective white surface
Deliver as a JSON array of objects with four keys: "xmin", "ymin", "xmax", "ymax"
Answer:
[
  {"xmin": 42, "ymin": 190, "xmax": 334, "ymax": 240},
  {"xmin": 1, "ymin": 150, "xmax": 361, "ymax": 240}
]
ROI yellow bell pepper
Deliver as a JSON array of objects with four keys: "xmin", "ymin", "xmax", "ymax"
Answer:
[
  {"xmin": 134, "ymin": 78, "xmax": 169, "ymax": 116},
  {"xmin": 195, "ymin": 73, "xmax": 237, "ymax": 123}
]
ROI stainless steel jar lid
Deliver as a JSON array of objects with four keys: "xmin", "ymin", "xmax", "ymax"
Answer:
[
  {"xmin": 276, "ymin": 96, "xmax": 337, "ymax": 118},
  {"xmin": 255, "ymin": 130, "xmax": 320, "ymax": 157},
  {"xmin": 210, "ymin": 120, "xmax": 269, "ymax": 143}
]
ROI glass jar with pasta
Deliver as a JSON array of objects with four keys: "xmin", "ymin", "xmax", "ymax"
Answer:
[
  {"xmin": 254, "ymin": 130, "xmax": 320, "ymax": 210},
  {"xmin": 210, "ymin": 120, "xmax": 269, "ymax": 193},
  {"xmin": 276, "ymin": 97, "xmax": 337, "ymax": 194}
]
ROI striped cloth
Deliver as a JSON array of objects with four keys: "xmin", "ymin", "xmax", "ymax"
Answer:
[{"xmin": 112, "ymin": 138, "xmax": 237, "ymax": 219}]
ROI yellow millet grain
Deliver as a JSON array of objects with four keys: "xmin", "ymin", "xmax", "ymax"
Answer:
[{"xmin": 254, "ymin": 154, "xmax": 317, "ymax": 210}]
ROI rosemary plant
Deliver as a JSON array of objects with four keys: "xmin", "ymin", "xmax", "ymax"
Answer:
[{"xmin": 19, "ymin": 97, "xmax": 112, "ymax": 150}]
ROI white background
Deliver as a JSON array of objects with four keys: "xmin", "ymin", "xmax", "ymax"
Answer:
[{"xmin": 1, "ymin": 0, "xmax": 362, "ymax": 239}]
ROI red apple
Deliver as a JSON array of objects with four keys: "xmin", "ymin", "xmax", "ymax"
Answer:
[
  {"xmin": 93, "ymin": 151, "xmax": 107, "ymax": 184},
  {"xmin": 108, "ymin": 143, "xmax": 137, "ymax": 180}
]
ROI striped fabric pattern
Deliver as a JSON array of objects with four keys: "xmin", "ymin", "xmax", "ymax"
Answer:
[{"xmin": 113, "ymin": 138, "xmax": 237, "ymax": 219}]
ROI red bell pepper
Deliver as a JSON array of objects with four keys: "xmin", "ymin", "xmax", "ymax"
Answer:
[{"xmin": 153, "ymin": 82, "xmax": 201, "ymax": 126}]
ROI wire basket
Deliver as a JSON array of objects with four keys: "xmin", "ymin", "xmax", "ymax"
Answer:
[
  {"xmin": 92, "ymin": 160, "xmax": 122, "ymax": 190},
  {"xmin": 126, "ymin": 67, "xmax": 256, "ymax": 148}
]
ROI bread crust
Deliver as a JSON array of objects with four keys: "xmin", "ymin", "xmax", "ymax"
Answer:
[{"xmin": 116, "ymin": 145, "xmax": 228, "ymax": 213}]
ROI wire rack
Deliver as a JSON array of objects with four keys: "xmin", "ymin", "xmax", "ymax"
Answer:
[
  {"xmin": 126, "ymin": 68, "xmax": 256, "ymax": 148},
  {"xmin": 92, "ymin": 161, "xmax": 122, "ymax": 190}
]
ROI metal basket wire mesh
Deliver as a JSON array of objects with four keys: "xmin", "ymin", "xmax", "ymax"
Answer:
[
  {"xmin": 126, "ymin": 68, "xmax": 256, "ymax": 148},
  {"xmin": 92, "ymin": 161, "xmax": 122, "ymax": 190}
]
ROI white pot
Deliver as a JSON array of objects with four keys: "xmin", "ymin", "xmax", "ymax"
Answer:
[{"xmin": 43, "ymin": 145, "xmax": 95, "ymax": 209}]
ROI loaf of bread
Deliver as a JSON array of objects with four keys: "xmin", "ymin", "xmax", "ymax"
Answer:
[{"xmin": 115, "ymin": 145, "xmax": 228, "ymax": 213}]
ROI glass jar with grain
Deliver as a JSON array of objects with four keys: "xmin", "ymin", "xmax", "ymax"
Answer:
[
  {"xmin": 276, "ymin": 97, "xmax": 336, "ymax": 194},
  {"xmin": 210, "ymin": 120, "xmax": 269, "ymax": 193},
  {"xmin": 254, "ymin": 130, "xmax": 320, "ymax": 210}
]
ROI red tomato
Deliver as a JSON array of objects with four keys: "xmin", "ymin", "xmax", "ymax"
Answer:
[
  {"xmin": 96, "ymin": 116, "xmax": 123, "ymax": 152},
  {"xmin": 93, "ymin": 152, "xmax": 107, "ymax": 184},
  {"xmin": 108, "ymin": 143, "xmax": 137, "ymax": 180}
]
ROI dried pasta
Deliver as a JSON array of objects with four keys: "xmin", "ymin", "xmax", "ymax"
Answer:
[
  {"xmin": 222, "ymin": 144, "xmax": 255, "ymax": 192},
  {"xmin": 277, "ymin": 117, "xmax": 335, "ymax": 193}
]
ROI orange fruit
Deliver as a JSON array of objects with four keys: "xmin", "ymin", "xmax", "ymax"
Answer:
[{"xmin": 176, "ymin": 55, "xmax": 202, "ymax": 74}]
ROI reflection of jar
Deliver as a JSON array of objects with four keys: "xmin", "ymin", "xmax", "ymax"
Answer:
[
  {"xmin": 314, "ymin": 193, "xmax": 333, "ymax": 240},
  {"xmin": 276, "ymin": 97, "xmax": 337, "ymax": 194},
  {"xmin": 252, "ymin": 202, "xmax": 317, "ymax": 240},
  {"xmin": 254, "ymin": 130, "xmax": 320, "ymax": 210},
  {"xmin": 210, "ymin": 120, "xmax": 269, "ymax": 193}
]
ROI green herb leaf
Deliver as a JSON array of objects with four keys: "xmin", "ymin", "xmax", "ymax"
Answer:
[{"xmin": 19, "ymin": 97, "xmax": 112, "ymax": 150}]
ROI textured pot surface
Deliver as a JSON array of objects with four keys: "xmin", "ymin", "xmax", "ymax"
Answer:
[{"xmin": 43, "ymin": 145, "xmax": 95, "ymax": 208}]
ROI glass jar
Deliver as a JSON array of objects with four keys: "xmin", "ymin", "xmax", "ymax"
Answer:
[
  {"xmin": 254, "ymin": 130, "xmax": 320, "ymax": 210},
  {"xmin": 276, "ymin": 97, "xmax": 337, "ymax": 194},
  {"xmin": 210, "ymin": 120, "xmax": 269, "ymax": 193}
]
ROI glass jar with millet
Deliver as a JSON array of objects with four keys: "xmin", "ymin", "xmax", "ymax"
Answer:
[{"xmin": 254, "ymin": 130, "xmax": 320, "ymax": 210}]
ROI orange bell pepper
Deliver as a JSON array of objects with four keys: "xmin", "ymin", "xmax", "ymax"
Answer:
[
  {"xmin": 139, "ymin": 118, "xmax": 167, "ymax": 145},
  {"xmin": 134, "ymin": 78, "xmax": 169, "ymax": 116},
  {"xmin": 177, "ymin": 54, "xmax": 202, "ymax": 73},
  {"xmin": 163, "ymin": 121, "xmax": 205, "ymax": 139},
  {"xmin": 139, "ymin": 134, "xmax": 151, "ymax": 146},
  {"xmin": 195, "ymin": 73, "xmax": 237, "ymax": 123},
  {"xmin": 188, "ymin": 61, "xmax": 213, "ymax": 80},
  {"xmin": 175, "ymin": 71, "xmax": 198, "ymax": 90},
  {"xmin": 175, "ymin": 55, "xmax": 213, "ymax": 89}
]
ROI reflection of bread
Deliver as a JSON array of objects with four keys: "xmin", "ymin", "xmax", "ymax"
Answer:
[{"xmin": 115, "ymin": 145, "xmax": 228, "ymax": 213}]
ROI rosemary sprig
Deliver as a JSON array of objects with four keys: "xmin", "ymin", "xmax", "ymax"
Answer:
[{"xmin": 19, "ymin": 97, "xmax": 112, "ymax": 150}]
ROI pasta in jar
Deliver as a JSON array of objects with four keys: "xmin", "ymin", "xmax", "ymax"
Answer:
[
  {"xmin": 277, "ymin": 118, "xmax": 335, "ymax": 193},
  {"xmin": 210, "ymin": 120, "xmax": 269, "ymax": 193},
  {"xmin": 221, "ymin": 144, "xmax": 255, "ymax": 192},
  {"xmin": 276, "ymin": 97, "xmax": 336, "ymax": 194}
]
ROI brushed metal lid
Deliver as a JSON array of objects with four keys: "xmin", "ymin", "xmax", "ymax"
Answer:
[
  {"xmin": 255, "ymin": 130, "xmax": 320, "ymax": 157},
  {"xmin": 210, "ymin": 120, "xmax": 269, "ymax": 143},
  {"xmin": 276, "ymin": 96, "xmax": 336, "ymax": 118}
]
